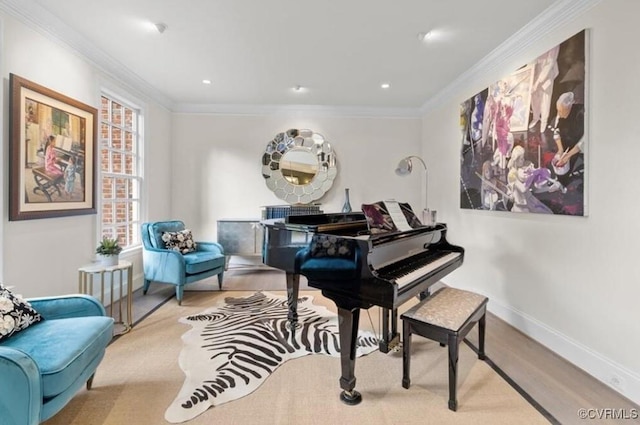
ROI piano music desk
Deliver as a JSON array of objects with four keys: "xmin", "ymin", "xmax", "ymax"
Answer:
[{"xmin": 401, "ymin": 287, "xmax": 488, "ymax": 411}]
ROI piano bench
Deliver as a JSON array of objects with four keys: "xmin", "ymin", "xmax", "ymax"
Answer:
[
  {"xmin": 32, "ymin": 166, "xmax": 64, "ymax": 202},
  {"xmin": 400, "ymin": 287, "xmax": 488, "ymax": 411}
]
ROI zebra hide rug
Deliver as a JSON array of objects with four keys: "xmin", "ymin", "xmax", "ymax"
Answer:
[{"xmin": 165, "ymin": 291, "xmax": 379, "ymax": 423}]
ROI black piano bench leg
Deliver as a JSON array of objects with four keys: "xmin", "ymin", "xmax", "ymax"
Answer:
[
  {"xmin": 402, "ymin": 319, "xmax": 411, "ymax": 389},
  {"xmin": 478, "ymin": 312, "xmax": 486, "ymax": 361},
  {"xmin": 448, "ymin": 333, "xmax": 460, "ymax": 412}
]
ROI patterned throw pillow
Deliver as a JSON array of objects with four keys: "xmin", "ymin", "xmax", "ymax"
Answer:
[
  {"xmin": 0, "ymin": 284, "xmax": 43, "ymax": 343},
  {"xmin": 162, "ymin": 229, "xmax": 197, "ymax": 254},
  {"xmin": 309, "ymin": 234, "xmax": 354, "ymax": 258}
]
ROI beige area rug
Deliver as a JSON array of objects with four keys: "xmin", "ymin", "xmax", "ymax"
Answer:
[{"xmin": 44, "ymin": 289, "xmax": 551, "ymax": 425}]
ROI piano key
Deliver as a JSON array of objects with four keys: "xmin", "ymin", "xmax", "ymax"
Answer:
[{"xmin": 395, "ymin": 252, "xmax": 461, "ymax": 288}]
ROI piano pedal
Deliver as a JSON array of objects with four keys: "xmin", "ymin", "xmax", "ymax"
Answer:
[{"xmin": 380, "ymin": 334, "xmax": 401, "ymax": 353}]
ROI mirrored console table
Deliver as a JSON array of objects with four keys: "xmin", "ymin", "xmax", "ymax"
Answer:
[{"xmin": 217, "ymin": 219, "xmax": 271, "ymax": 270}]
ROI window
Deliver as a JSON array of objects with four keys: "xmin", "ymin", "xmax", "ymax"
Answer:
[{"xmin": 99, "ymin": 94, "xmax": 143, "ymax": 249}]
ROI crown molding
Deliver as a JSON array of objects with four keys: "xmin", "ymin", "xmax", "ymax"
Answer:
[
  {"xmin": 172, "ymin": 102, "xmax": 422, "ymax": 118},
  {"xmin": 420, "ymin": 0, "xmax": 603, "ymax": 114},
  {"xmin": 0, "ymin": 0, "xmax": 602, "ymax": 117},
  {"xmin": 0, "ymin": 0, "xmax": 174, "ymax": 109}
]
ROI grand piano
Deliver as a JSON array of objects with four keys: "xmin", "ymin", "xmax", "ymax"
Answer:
[{"xmin": 262, "ymin": 205, "xmax": 464, "ymax": 405}]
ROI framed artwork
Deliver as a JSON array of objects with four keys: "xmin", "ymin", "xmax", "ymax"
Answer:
[
  {"xmin": 460, "ymin": 29, "xmax": 587, "ymax": 216},
  {"xmin": 9, "ymin": 74, "xmax": 97, "ymax": 220}
]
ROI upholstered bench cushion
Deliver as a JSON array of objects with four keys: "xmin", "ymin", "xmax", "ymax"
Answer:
[
  {"xmin": 183, "ymin": 251, "xmax": 225, "ymax": 275},
  {"xmin": 402, "ymin": 287, "xmax": 487, "ymax": 332},
  {"xmin": 1, "ymin": 316, "xmax": 114, "ymax": 398}
]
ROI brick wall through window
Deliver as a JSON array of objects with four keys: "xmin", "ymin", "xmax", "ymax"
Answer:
[{"xmin": 99, "ymin": 94, "xmax": 142, "ymax": 249}]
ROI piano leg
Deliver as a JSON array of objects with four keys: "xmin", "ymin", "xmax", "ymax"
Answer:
[
  {"xmin": 285, "ymin": 272, "xmax": 300, "ymax": 328},
  {"xmin": 336, "ymin": 304, "xmax": 362, "ymax": 405}
]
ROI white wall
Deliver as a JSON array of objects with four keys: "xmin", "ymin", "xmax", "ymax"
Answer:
[
  {"xmin": 170, "ymin": 113, "xmax": 423, "ymax": 239},
  {"xmin": 423, "ymin": 0, "xmax": 639, "ymax": 402},
  {"xmin": 0, "ymin": 13, "xmax": 172, "ymax": 297}
]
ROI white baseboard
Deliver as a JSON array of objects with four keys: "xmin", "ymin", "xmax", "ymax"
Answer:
[{"xmin": 488, "ymin": 298, "xmax": 640, "ymax": 404}]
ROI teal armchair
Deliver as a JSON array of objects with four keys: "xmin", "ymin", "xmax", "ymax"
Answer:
[
  {"xmin": 0, "ymin": 294, "xmax": 113, "ymax": 425},
  {"xmin": 141, "ymin": 220, "xmax": 225, "ymax": 305}
]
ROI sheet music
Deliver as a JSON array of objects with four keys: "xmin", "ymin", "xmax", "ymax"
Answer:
[
  {"xmin": 62, "ymin": 136, "xmax": 73, "ymax": 152},
  {"xmin": 383, "ymin": 201, "xmax": 413, "ymax": 231},
  {"xmin": 55, "ymin": 135, "xmax": 74, "ymax": 152}
]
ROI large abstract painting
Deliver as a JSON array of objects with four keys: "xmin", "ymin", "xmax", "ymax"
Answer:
[{"xmin": 460, "ymin": 29, "xmax": 587, "ymax": 216}]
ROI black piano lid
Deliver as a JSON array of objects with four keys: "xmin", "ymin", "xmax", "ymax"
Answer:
[
  {"xmin": 269, "ymin": 212, "xmax": 445, "ymax": 244},
  {"xmin": 278, "ymin": 212, "xmax": 368, "ymax": 233},
  {"xmin": 368, "ymin": 222, "xmax": 447, "ymax": 246},
  {"xmin": 286, "ymin": 212, "xmax": 365, "ymax": 224}
]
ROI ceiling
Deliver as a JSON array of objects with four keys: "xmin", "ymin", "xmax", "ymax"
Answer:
[{"xmin": 3, "ymin": 0, "xmax": 561, "ymax": 111}]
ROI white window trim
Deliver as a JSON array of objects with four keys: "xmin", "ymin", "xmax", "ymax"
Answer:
[{"xmin": 98, "ymin": 88, "xmax": 145, "ymax": 251}]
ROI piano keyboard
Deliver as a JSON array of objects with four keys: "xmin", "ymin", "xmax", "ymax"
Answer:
[{"xmin": 395, "ymin": 252, "xmax": 461, "ymax": 288}]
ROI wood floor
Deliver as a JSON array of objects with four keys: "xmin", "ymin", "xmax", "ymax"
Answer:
[
  {"xmin": 128, "ymin": 272, "xmax": 639, "ymax": 425},
  {"xmin": 465, "ymin": 315, "xmax": 639, "ymax": 425}
]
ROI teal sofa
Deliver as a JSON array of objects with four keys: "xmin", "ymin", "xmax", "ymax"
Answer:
[
  {"xmin": 0, "ymin": 294, "xmax": 114, "ymax": 425},
  {"xmin": 141, "ymin": 221, "xmax": 225, "ymax": 305}
]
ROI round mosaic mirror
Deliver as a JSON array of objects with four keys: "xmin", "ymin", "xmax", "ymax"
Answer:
[{"xmin": 261, "ymin": 128, "xmax": 337, "ymax": 204}]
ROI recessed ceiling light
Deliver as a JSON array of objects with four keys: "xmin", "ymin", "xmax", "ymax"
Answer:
[
  {"xmin": 381, "ymin": 83, "xmax": 391, "ymax": 89},
  {"xmin": 293, "ymin": 85, "xmax": 305, "ymax": 92},
  {"xmin": 417, "ymin": 31, "xmax": 432, "ymax": 42},
  {"xmin": 202, "ymin": 79, "xmax": 212, "ymax": 85},
  {"xmin": 155, "ymin": 23, "xmax": 168, "ymax": 34}
]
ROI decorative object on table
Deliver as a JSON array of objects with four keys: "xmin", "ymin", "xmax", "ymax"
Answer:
[
  {"xmin": 8, "ymin": 73, "xmax": 97, "ymax": 221},
  {"xmin": 395, "ymin": 155, "xmax": 432, "ymax": 226},
  {"xmin": 459, "ymin": 29, "xmax": 587, "ymax": 216},
  {"xmin": 341, "ymin": 188, "xmax": 352, "ymax": 212},
  {"xmin": 95, "ymin": 236, "xmax": 122, "ymax": 266},
  {"xmin": 165, "ymin": 291, "xmax": 378, "ymax": 423},
  {"xmin": 261, "ymin": 204, "xmax": 323, "ymax": 219},
  {"xmin": 261, "ymin": 128, "xmax": 337, "ymax": 204}
]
